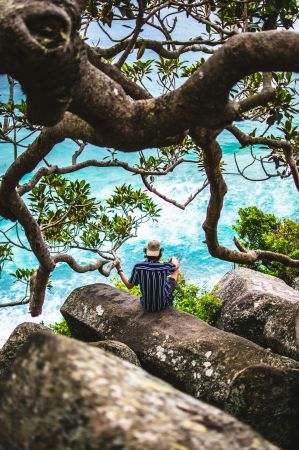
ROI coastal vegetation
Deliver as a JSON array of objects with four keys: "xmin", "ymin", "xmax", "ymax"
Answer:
[
  {"xmin": 45, "ymin": 319, "xmax": 72, "ymax": 337},
  {"xmin": 114, "ymin": 275, "xmax": 222, "ymax": 324},
  {"xmin": 234, "ymin": 206, "xmax": 299, "ymax": 284}
]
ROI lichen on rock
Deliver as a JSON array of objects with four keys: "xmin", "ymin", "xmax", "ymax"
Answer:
[
  {"xmin": 216, "ymin": 268, "xmax": 299, "ymax": 360},
  {"xmin": 0, "ymin": 331, "xmax": 280, "ymax": 450},
  {"xmin": 61, "ymin": 282, "xmax": 299, "ymax": 449}
]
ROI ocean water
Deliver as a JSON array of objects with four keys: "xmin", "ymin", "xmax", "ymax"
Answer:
[{"xmin": 0, "ymin": 23, "xmax": 298, "ymax": 345}]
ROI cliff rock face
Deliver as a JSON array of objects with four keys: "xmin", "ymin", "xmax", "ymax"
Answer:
[
  {"xmin": 0, "ymin": 331, "xmax": 279, "ymax": 450},
  {"xmin": 61, "ymin": 283, "xmax": 299, "ymax": 449},
  {"xmin": 216, "ymin": 268, "xmax": 299, "ymax": 360},
  {"xmin": 88, "ymin": 339, "xmax": 141, "ymax": 366},
  {"xmin": 0, "ymin": 322, "xmax": 48, "ymax": 379}
]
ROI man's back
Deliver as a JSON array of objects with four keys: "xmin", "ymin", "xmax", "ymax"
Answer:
[{"xmin": 129, "ymin": 260, "xmax": 176, "ymax": 312}]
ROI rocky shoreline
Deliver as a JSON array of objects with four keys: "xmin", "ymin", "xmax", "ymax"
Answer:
[{"xmin": 1, "ymin": 268, "xmax": 298, "ymax": 449}]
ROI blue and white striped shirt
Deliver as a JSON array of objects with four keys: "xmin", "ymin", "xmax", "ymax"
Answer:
[{"xmin": 129, "ymin": 261, "xmax": 176, "ymax": 312}]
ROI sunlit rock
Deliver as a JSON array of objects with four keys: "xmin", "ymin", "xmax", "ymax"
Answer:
[
  {"xmin": 0, "ymin": 321, "xmax": 48, "ymax": 379},
  {"xmin": 61, "ymin": 283, "xmax": 299, "ymax": 449},
  {"xmin": 216, "ymin": 268, "xmax": 299, "ymax": 360}
]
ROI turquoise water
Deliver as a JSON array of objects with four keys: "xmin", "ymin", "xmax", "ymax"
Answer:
[{"xmin": 0, "ymin": 36, "xmax": 298, "ymax": 345}]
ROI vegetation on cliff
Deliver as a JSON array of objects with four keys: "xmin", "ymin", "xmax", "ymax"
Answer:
[{"xmin": 233, "ymin": 206, "xmax": 299, "ymax": 284}]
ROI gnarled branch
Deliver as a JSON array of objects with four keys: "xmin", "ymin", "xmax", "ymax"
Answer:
[{"xmin": 192, "ymin": 127, "xmax": 299, "ymax": 268}]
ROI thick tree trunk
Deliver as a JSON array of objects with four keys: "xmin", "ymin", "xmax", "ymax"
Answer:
[{"xmin": 29, "ymin": 266, "xmax": 51, "ymax": 317}]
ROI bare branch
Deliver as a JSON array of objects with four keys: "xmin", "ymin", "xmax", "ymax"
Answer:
[
  {"xmin": 18, "ymin": 155, "xmax": 186, "ymax": 195},
  {"xmin": 141, "ymin": 174, "xmax": 208, "ymax": 210},
  {"xmin": 115, "ymin": 0, "xmax": 145, "ymax": 69},
  {"xmin": 54, "ymin": 253, "xmax": 112, "ymax": 274},
  {"xmin": 227, "ymin": 124, "xmax": 299, "ymax": 190},
  {"xmin": 283, "ymin": 146, "xmax": 299, "ymax": 192},
  {"xmin": 0, "ymin": 297, "xmax": 29, "ymax": 308},
  {"xmin": 72, "ymin": 142, "xmax": 86, "ymax": 165}
]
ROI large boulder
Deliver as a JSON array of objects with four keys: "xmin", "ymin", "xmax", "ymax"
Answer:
[
  {"xmin": 61, "ymin": 283, "xmax": 299, "ymax": 449},
  {"xmin": 0, "ymin": 322, "xmax": 48, "ymax": 379},
  {"xmin": 216, "ymin": 268, "xmax": 299, "ymax": 360},
  {"xmin": 88, "ymin": 339, "xmax": 141, "ymax": 366},
  {"xmin": 0, "ymin": 331, "xmax": 279, "ymax": 450}
]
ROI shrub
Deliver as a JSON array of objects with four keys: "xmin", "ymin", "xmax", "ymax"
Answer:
[
  {"xmin": 112, "ymin": 274, "xmax": 222, "ymax": 325},
  {"xmin": 46, "ymin": 319, "xmax": 72, "ymax": 337},
  {"xmin": 233, "ymin": 206, "xmax": 299, "ymax": 284}
]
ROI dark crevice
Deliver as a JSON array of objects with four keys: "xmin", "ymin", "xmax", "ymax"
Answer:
[{"xmin": 25, "ymin": 14, "xmax": 68, "ymax": 49}]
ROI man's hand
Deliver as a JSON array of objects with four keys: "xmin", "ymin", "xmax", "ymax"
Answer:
[
  {"xmin": 114, "ymin": 257, "xmax": 121, "ymax": 270},
  {"xmin": 114, "ymin": 258, "xmax": 134, "ymax": 289},
  {"xmin": 169, "ymin": 256, "xmax": 179, "ymax": 268}
]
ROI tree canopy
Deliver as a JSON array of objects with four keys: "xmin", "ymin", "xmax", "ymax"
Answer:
[{"xmin": 0, "ymin": 0, "xmax": 298, "ymax": 315}]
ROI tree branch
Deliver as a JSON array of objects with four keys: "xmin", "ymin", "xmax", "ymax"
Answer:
[
  {"xmin": 2, "ymin": 5, "xmax": 299, "ymax": 151},
  {"xmin": 69, "ymin": 31, "xmax": 299, "ymax": 150},
  {"xmin": 115, "ymin": 0, "xmax": 145, "ymax": 69},
  {"xmin": 141, "ymin": 174, "xmax": 209, "ymax": 210},
  {"xmin": 0, "ymin": 297, "xmax": 29, "ymax": 308},
  {"xmin": 227, "ymin": 124, "xmax": 299, "ymax": 190},
  {"xmin": 85, "ymin": 45, "xmax": 152, "ymax": 100},
  {"xmin": 54, "ymin": 253, "xmax": 112, "ymax": 274},
  {"xmin": 18, "ymin": 154, "xmax": 186, "ymax": 195},
  {"xmin": 29, "ymin": 266, "xmax": 51, "ymax": 317},
  {"xmin": 191, "ymin": 127, "xmax": 299, "ymax": 267}
]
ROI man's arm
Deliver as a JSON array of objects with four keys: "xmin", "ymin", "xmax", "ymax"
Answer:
[
  {"xmin": 168, "ymin": 256, "xmax": 180, "ymax": 282},
  {"xmin": 115, "ymin": 259, "xmax": 134, "ymax": 289}
]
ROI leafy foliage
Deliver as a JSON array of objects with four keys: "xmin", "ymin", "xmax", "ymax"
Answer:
[
  {"xmin": 172, "ymin": 275, "xmax": 221, "ymax": 325},
  {"xmin": 85, "ymin": 0, "xmax": 135, "ymax": 26},
  {"xmin": 0, "ymin": 243, "xmax": 12, "ymax": 274},
  {"xmin": 113, "ymin": 274, "xmax": 222, "ymax": 325},
  {"xmin": 0, "ymin": 98, "xmax": 30, "ymax": 127},
  {"xmin": 233, "ymin": 206, "xmax": 299, "ymax": 284},
  {"xmin": 10, "ymin": 268, "xmax": 53, "ymax": 300},
  {"xmin": 10, "ymin": 268, "xmax": 35, "ymax": 284},
  {"xmin": 181, "ymin": 59, "xmax": 206, "ymax": 78},
  {"xmin": 45, "ymin": 319, "xmax": 72, "ymax": 337},
  {"xmin": 28, "ymin": 175, "xmax": 160, "ymax": 252},
  {"xmin": 122, "ymin": 60, "xmax": 154, "ymax": 84},
  {"xmin": 216, "ymin": 0, "xmax": 299, "ymax": 31}
]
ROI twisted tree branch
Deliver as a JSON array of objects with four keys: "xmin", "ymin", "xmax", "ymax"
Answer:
[{"xmin": 192, "ymin": 127, "xmax": 299, "ymax": 267}]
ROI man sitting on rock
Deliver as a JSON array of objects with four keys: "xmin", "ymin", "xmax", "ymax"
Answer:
[{"xmin": 115, "ymin": 240, "xmax": 179, "ymax": 312}]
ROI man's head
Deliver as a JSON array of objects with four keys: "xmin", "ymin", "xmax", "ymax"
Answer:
[{"xmin": 144, "ymin": 239, "xmax": 163, "ymax": 261}]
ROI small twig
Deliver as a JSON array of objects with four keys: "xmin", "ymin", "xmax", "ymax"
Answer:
[{"xmin": 141, "ymin": 174, "xmax": 208, "ymax": 210}]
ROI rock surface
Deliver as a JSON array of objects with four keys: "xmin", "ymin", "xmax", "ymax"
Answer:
[
  {"xmin": 0, "ymin": 322, "xmax": 48, "ymax": 379},
  {"xmin": 88, "ymin": 339, "xmax": 141, "ymax": 366},
  {"xmin": 292, "ymin": 276, "xmax": 299, "ymax": 291},
  {"xmin": 0, "ymin": 331, "xmax": 280, "ymax": 450},
  {"xmin": 61, "ymin": 283, "xmax": 299, "ymax": 449},
  {"xmin": 216, "ymin": 268, "xmax": 299, "ymax": 360}
]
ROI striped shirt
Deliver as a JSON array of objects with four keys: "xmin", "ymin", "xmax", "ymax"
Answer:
[{"xmin": 129, "ymin": 261, "xmax": 176, "ymax": 312}]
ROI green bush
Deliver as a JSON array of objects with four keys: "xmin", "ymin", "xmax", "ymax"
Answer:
[
  {"xmin": 233, "ymin": 206, "xmax": 299, "ymax": 284},
  {"xmin": 45, "ymin": 319, "xmax": 72, "ymax": 337},
  {"xmin": 112, "ymin": 274, "xmax": 222, "ymax": 325}
]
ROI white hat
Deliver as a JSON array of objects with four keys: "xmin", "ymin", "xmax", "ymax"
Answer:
[{"xmin": 145, "ymin": 240, "xmax": 161, "ymax": 257}]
